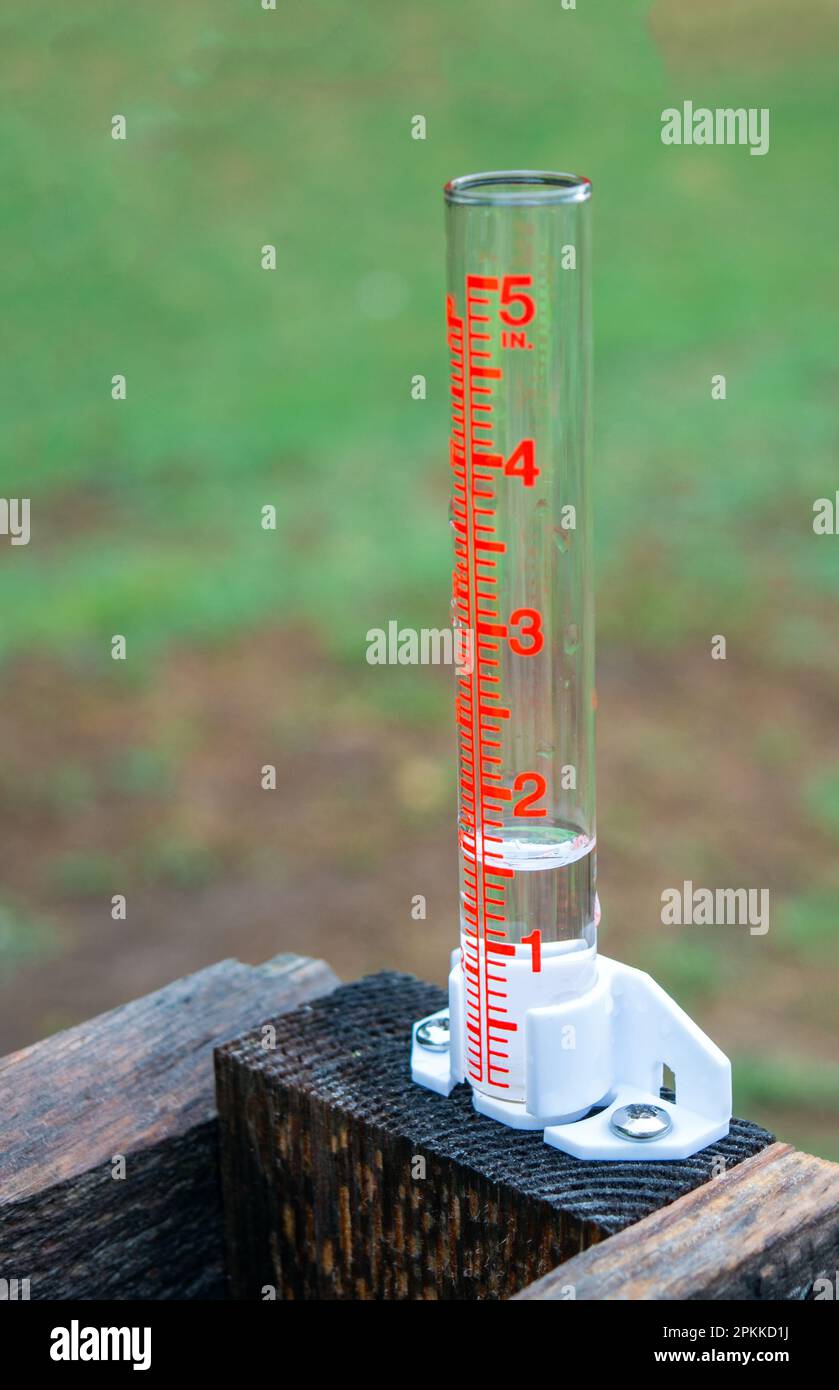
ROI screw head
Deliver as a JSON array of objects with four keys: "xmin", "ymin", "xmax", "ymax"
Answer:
[
  {"xmin": 416, "ymin": 1012, "xmax": 450, "ymax": 1052},
  {"xmin": 610, "ymin": 1102, "xmax": 673, "ymax": 1142}
]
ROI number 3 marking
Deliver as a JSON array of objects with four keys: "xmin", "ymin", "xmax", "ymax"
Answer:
[{"xmin": 509, "ymin": 608, "xmax": 543, "ymax": 657}]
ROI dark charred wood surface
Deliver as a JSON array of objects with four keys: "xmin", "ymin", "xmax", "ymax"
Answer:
[{"xmin": 215, "ymin": 971, "xmax": 773, "ymax": 1300}]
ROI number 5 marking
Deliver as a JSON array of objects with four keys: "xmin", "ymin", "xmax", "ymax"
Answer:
[{"xmin": 499, "ymin": 275, "xmax": 535, "ymax": 327}]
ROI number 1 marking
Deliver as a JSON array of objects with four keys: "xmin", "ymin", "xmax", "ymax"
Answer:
[{"xmin": 522, "ymin": 929, "xmax": 542, "ymax": 973}]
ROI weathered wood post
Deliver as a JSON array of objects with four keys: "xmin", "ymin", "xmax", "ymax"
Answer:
[
  {"xmin": 214, "ymin": 971, "xmax": 778, "ymax": 1300},
  {"xmin": 514, "ymin": 1142, "xmax": 839, "ymax": 1300},
  {"xmin": 0, "ymin": 953, "xmax": 337, "ymax": 1300}
]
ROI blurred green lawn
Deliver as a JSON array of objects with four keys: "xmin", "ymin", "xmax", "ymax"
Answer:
[
  {"xmin": 1, "ymin": 0, "xmax": 837, "ymax": 662},
  {"xmin": 0, "ymin": 1, "xmax": 838, "ymax": 1155}
]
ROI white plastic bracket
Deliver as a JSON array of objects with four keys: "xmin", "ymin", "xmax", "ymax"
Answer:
[{"xmin": 411, "ymin": 951, "xmax": 732, "ymax": 1161}]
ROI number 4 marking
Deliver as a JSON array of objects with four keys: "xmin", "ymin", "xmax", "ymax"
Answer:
[{"xmin": 504, "ymin": 439, "xmax": 539, "ymax": 487}]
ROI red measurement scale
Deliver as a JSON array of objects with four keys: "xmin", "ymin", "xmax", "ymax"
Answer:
[
  {"xmin": 413, "ymin": 171, "xmax": 732, "ymax": 1160},
  {"xmin": 449, "ymin": 274, "xmax": 542, "ymax": 1097}
]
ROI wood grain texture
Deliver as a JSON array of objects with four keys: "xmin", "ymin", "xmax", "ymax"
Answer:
[
  {"xmin": 514, "ymin": 1142, "xmax": 839, "ymax": 1300},
  {"xmin": 0, "ymin": 953, "xmax": 338, "ymax": 1300},
  {"xmin": 215, "ymin": 971, "xmax": 774, "ymax": 1300}
]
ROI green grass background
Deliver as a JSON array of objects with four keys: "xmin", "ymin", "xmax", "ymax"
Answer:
[
  {"xmin": 1, "ymin": 1, "xmax": 837, "ymax": 662},
  {"xmin": 0, "ymin": 0, "xmax": 838, "ymax": 1154}
]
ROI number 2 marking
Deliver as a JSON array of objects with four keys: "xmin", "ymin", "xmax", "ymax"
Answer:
[{"xmin": 512, "ymin": 772, "xmax": 547, "ymax": 817}]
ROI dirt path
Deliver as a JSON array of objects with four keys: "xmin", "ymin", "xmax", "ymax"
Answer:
[{"xmin": 0, "ymin": 633, "xmax": 836, "ymax": 1154}]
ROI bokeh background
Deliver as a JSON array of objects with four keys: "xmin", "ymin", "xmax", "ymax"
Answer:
[{"xmin": 1, "ymin": 1, "xmax": 837, "ymax": 1156}]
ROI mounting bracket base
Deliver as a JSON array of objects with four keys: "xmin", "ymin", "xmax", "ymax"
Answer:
[{"xmin": 411, "ymin": 952, "xmax": 732, "ymax": 1161}]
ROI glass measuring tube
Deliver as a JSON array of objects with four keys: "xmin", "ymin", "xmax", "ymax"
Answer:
[{"xmin": 446, "ymin": 172, "xmax": 596, "ymax": 1100}]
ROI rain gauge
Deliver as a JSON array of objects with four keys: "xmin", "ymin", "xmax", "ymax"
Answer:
[{"xmin": 411, "ymin": 171, "xmax": 732, "ymax": 1159}]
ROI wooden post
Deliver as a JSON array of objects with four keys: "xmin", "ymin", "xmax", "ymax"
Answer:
[
  {"xmin": 0, "ymin": 953, "xmax": 337, "ymax": 1300},
  {"xmin": 514, "ymin": 1143, "xmax": 839, "ymax": 1301},
  {"xmin": 215, "ymin": 971, "xmax": 774, "ymax": 1300}
]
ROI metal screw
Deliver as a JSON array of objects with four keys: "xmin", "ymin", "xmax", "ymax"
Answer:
[
  {"xmin": 416, "ymin": 1012, "xmax": 450, "ymax": 1052},
  {"xmin": 610, "ymin": 1102, "xmax": 673, "ymax": 1142}
]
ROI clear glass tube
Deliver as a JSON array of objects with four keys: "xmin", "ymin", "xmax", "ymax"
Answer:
[{"xmin": 446, "ymin": 170, "xmax": 596, "ymax": 979}]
